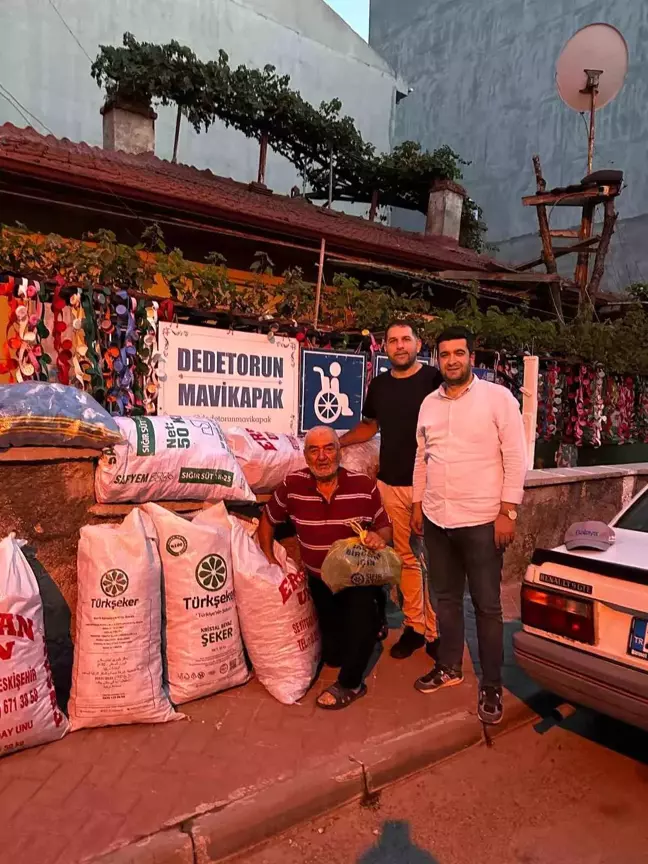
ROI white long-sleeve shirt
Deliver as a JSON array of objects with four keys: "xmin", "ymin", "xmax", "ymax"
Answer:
[{"xmin": 412, "ymin": 376, "xmax": 527, "ymax": 528}]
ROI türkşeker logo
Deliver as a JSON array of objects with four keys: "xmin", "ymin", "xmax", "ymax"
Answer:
[
  {"xmin": 100, "ymin": 569, "xmax": 129, "ymax": 597},
  {"xmin": 195, "ymin": 555, "xmax": 228, "ymax": 592}
]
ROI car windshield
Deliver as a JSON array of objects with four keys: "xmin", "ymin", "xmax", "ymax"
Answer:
[{"xmin": 615, "ymin": 488, "xmax": 648, "ymax": 533}]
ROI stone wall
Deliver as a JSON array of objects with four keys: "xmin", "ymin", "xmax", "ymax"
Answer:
[{"xmin": 1, "ymin": 451, "xmax": 647, "ymax": 625}]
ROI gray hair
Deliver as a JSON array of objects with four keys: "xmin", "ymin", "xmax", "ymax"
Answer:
[{"xmin": 304, "ymin": 426, "xmax": 340, "ymax": 448}]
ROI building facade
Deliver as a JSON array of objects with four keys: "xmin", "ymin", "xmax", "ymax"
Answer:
[
  {"xmin": 370, "ymin": 0, "xmax": 648, "ymax": 291},
  {"xmin": 1, "ymin": 0, "xmax": 404, "ymax": 199}
]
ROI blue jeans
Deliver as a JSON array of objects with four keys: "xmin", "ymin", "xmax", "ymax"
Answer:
[{"xmin": 423, "ymin": 517, "xmax": 504, "ymax": 689}]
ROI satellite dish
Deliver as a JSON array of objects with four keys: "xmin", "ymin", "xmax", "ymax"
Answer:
[{"xmin": 556, "ymin": 23, "xmax": 628, "ymax": 172}]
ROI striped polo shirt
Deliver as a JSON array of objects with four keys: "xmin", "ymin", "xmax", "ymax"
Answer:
[{"xmin": 265, "ymin": 467, "xmax": 391, "ymax": 577}]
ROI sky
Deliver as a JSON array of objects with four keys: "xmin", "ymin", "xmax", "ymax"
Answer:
[{"xmin": 325, "ymin": 0, "xmax": 369, "ymax": 41}]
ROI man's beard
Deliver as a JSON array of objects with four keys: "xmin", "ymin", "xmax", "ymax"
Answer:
[
  {"xmin": 390, "ymin": 353, "xmax": 417, "ymax": 371},
  {"xmin": 311, "ymin": 467, "xmax": 338, "ymax": 482},
  {"xmin": 442, "ymin": 366, "xmax": 472, "ymax": 387}
]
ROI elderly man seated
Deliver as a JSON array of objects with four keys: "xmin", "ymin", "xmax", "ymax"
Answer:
[{"xmin": 259, "ymin": 426, "xmax": 392, "ymax": 710}]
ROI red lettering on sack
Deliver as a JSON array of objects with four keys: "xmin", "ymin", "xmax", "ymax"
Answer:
[
  {"xmin": 0, "ymin": 613, "xmax": 34, "ymax": 641},
  {"xmin": 279, "ymin": 578, "xmax": 292, "ymax": 605},
  {"xmin": 0, "ymin": 642, "xmax": 15, "ymax": 660}
]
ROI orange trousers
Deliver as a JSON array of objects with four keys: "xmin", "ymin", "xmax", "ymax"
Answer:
[{"xmin": 377, "ymin": 481, "xmax": 438, "ymax": 641}]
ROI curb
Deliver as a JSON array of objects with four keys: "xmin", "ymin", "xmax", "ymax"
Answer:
[
  {"xmin": 93, "ymin": 831, "xmax": 194, "ymax": 864},
  {"xmin": 192, "ymin": 695, "xmax": 537, "ymax": 863},
  {"xmin": 91, "ymin": 696, "xmax": 538, "ymax": 864}
]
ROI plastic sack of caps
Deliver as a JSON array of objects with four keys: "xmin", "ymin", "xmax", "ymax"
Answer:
[
  {"xmin": 0, "ymin": 383, "xmax": 122, "ymax": 450},
  {"xmin": 225, "ymin": 427, "xmax": 305, "ymax": 493},
  {"xmin": 95, "ymin": 415, "xmax": 254, "ymax": 504},
  {"xmin": 321, "ymin": 521, "xmax": 402, "ymax": 594}
]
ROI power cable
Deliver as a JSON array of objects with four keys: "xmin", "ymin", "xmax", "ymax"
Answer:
[
  {"xmin": 0, "ymin": 90, "xmax": 32, "ymax": 128},
  {"xmin": 46, "ymin": 0, "xmax": 93, "ymax": 63}
]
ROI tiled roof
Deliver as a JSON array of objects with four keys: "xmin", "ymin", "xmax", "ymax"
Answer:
[{"xmin": 0, "ymin": 123, "xmax": 501, "ymax": 274}]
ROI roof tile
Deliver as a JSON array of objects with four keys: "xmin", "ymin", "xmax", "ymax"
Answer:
[{"xmin": 0, "ymin": 123, "xmax": 499, "ymax": 273}]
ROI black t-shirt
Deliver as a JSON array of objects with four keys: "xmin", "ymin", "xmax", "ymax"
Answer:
[{"xmin": 363, "ymin": 364, "xmax": 443, "ymax": 487}]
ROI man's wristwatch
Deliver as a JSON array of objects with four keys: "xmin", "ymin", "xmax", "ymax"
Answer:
[{"xmin": 501, "ymin": 508, "xmax": 518, "ymax": 521}]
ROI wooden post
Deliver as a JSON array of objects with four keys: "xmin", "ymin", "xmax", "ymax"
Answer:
[
  {"xmin": 257, "ymin": 132, "xmax": 269, "ymax": 186},
  {"xmin": 327, "ymin": 146, "xmax": 334, "ymax": 208},
  {"xmin": 523, "ymin": 356, "xmax": 539, "ymax": 470},
  {"xmin": 313, "ymin": 238, "xmax": 326, "ymax": 329},
  {"xmin": 172, "ymin": 106, "xmax": 182, "ymax": 164},
  {"xmin": 531, "ymin": 155, "xmax": 563, "ymax": 323},
  {"xmin": 587, "ymin": 199, "xmax": 617, "ymax": 301},
  {"xmin": 575, "ymin": 202, "xmax": 596, "ymax": 310}
]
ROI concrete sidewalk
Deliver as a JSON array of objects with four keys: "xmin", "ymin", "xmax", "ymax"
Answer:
[{"xmin": 0, "ymin": 586, "xmax": 539, "ymax": 864}]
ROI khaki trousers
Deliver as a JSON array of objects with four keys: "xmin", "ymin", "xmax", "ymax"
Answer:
[{"xmin": 377, "ymin": 481, "xmax": 438, "ymax": 641}]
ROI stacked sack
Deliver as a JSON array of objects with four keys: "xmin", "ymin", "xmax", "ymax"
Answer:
[
  {"xmin": 0, "ymin": 534, "xmax": 70, "ymax": 755},
  {"xmin": 95, "ymin": 415, "xmax": 254, "ymax": 504},
  {"xmin": 195, "ymin": 505, "xmax": 321, "ymax": 705}
]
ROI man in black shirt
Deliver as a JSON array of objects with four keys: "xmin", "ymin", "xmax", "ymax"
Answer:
[{"xmin": 341, "ymin": 320, "xmax": 442, "ymax": 659}]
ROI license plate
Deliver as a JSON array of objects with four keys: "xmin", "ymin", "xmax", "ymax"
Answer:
[{"xmin": 628, "ymin": 617, "xmax": 648, "ymax": 660}]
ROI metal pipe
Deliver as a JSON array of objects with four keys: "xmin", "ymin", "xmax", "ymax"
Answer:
[
  {"xmin": 313, "ymin": 238, "xmax": 326, "ymax": 329},
  {"xmin": 587, "ymin": 86, "xmax": 596, "ymax": 175},
  {"xmin": 258, "ymin": 133, "xmax": 268, "ymax": 186},
  {"xmin": 172, "ymin": 106, "xmax": 182, "ymax": 164}
]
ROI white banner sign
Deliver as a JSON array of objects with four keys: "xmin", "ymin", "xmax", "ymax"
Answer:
[{"xmin": 157, "ymin": 324, "xmax": 299, "ymax": 433}]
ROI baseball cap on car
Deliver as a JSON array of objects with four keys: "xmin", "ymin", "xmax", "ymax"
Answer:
[{"xmin": 564, "ymin": 521, "xmax": 615, "ymax": 551}]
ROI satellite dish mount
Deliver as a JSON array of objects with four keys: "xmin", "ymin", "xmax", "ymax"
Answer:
[{"xmin": 580, "ymin": 68, "xmax": 604, "ymax": 173}]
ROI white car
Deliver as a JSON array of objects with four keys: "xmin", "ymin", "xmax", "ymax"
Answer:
[{"xmin": 513, "ymin": 486, "xmax": 648, "ymax": 732}]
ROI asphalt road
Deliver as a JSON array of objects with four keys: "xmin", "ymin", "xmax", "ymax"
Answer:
[{"xmin": 237, "ymin": 707, "xmax": 648, "ymax": 864}]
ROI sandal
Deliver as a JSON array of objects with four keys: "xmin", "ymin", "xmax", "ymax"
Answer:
[{"xmin": 316, "ymin": 682, "xmax": 368, "ymax": 711}]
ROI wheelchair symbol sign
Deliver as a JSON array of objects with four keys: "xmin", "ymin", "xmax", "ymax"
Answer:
[{"xmin": 300, "ymin": 351, "xmax": 366, "ymax": 433}]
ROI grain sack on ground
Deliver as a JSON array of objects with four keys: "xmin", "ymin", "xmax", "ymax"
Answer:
[
  {"xmin": 69, "ymin": 509, "xmax": 179, "ymax": 729},
  {"xmin": 0, "ymin": 533, "xmax": 69, "ymax": 756},
  {"xmin": 143, "ymin": 503, "xmax": 249, "ymax": 705},
  {"xmin": 195, "ymin": 505, "xmax": 321, "ymax": 705},
  {"xmin": 225, "ymin": 427, "xmax": 305, "ymax": 493},
  {"xmin": 95, "ymin": 415, "xmax": 254, "ymax": 504}
]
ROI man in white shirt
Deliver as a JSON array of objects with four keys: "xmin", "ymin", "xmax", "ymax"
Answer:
[{"xmin": 411, "ymin": 327, "xmax": 527, "ymax": 724}]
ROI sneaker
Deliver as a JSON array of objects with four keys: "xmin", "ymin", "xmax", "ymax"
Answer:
[
  {"xmin": 478, "ymin": 686, "xmax": 503, "ymax": 725},
  {"xmin": 390, "ymin": 626, "xmax": 425, "ymax": 660},
  {"xmin": 425, "ymin": 638, "xmax": 440, "ymax": 660},
  {"xmin": 415, "ymin": 665, "xmax": 464, "ymax": 694}
]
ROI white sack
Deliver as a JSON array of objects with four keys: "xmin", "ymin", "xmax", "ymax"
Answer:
[
  {"xmin": 0, "ymin": 534, "xmax": 69, "ymax": 756},
  {"xmin": 194, "ymin": 505, "xmax": 320, "ymax": 705},
  {"xmin": 69, "ymin": 509, "xmax": 179, "ymax": 729},
  {"xmin": 143, "ymin": 503, "xmax": 249, "ymax": 705},
  {"xmin": 341, "ymin": 437, "xmax": 381, "ymax": 480},
  {"xmin": 225, "ymin": 427, "xmax": 305, "ymax": 493},
  {"xmin": 95, "ymin": 415, "xmax": 254, "ymax": 504}
]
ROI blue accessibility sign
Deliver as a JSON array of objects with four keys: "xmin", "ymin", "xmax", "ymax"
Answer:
[{"xmin": 300, "ymin": 350, "xmax": 366, "ymax": 433}]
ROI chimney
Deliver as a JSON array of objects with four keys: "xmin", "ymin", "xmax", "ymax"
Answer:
[
  {"xmin": 425, "ymin": 179, "xmax": 466, "ymax": 242},
  {"xmin": 101, "ymin": 99, "xmax": 157, "ymax": 155}
]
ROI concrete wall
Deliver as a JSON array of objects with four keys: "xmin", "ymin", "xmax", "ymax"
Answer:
[
  {"xmin": 496, "ymin": 212, "xmax": 648, "ymax": 293},
  {"xmin": 0, "ymin": 0, "xmax": 401, "ymax": 201},
  {"xmin": 504, "ymin": 464, "xmax": 648, "ymax": 583},
  {"xmin": 370, "ymin": 0, "xmax": 648, "ymax": 290}
]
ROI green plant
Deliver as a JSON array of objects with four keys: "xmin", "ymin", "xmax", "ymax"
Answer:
[{"xmin": 92, "ymin": 34, "xmax": 487, "ymax": 250}]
